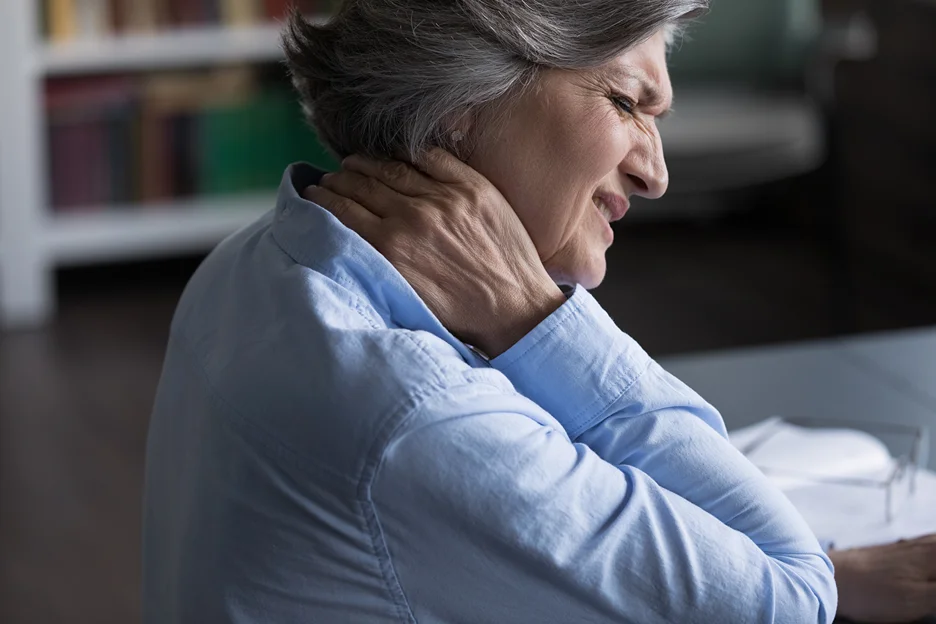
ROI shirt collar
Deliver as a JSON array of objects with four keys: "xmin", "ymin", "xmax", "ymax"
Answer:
[{"xmin": 271, "ymin": 163, "xmax": 488, "ymax": 367}]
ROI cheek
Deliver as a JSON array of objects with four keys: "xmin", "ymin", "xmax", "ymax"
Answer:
[
  {"xmin": 468, "ymin": 96, "xmax": 625, "ymax": 258},
  {"xmin": 538, "ymin": 115, "xmax": 625, "ymax": 248},
  {"xmin": 523, "ymin": 112, "xmax": 625, "ymax": 252}
]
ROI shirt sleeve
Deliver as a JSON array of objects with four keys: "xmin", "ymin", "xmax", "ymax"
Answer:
[
  {"xmin": 482, "ymin": 286, "xmax": 837, "ymax": 621},
  {"xmin": 371, "ymin": 377, "xmax": 837, "ymax": 623}
]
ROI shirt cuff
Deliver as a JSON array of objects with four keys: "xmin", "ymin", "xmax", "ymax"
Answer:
[{"xmin": 491, "ymin": 285, "xmax": 653, "ymax": 439}]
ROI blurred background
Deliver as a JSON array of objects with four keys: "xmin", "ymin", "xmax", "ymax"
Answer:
[{"xmin": 0, "ymin": 0, "xmax": 934, "ymax": 621}]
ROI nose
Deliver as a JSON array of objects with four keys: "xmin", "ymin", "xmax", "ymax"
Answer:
[{"xmin": 620, "ymin": 132, "xmax": 668, "ymax": 200}]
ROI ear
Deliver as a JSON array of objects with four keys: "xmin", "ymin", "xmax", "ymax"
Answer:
[{"xmin": 440, "ymin": 109, "xmax": 477, "ymax": 162}]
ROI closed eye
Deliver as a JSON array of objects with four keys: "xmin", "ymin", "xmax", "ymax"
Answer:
[{"xmin": 610, "ymin": 93, "xmax": 636, "ymax": 116}]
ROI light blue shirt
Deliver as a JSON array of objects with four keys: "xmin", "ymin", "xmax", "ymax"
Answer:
[{"xmin": 143, "ymin": 164, "xmax": 837, "ymax": 623}]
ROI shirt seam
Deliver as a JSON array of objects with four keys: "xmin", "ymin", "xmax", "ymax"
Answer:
[
  {"xmin": 567, "ymin": 357, "xmax": 654, "ymax": 440},
  {"xmin": 269, "ymin": 215, "xmax": 390, "ymax": 331},
  {"xmin": 173, "ymin": 329, "xmax": 431, "ymax": 622},
  {"xmin": 361, "ymin": 373, "xmax": 559, "ymax": 623},
  {"xmin": 352, "ymin": 330, "xmax": 456, "ymax": 624}
]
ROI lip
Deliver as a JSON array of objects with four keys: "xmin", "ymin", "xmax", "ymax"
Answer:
[{"xmin": 594, "ymin": 191, "xmax": 630, "ymax": 222}]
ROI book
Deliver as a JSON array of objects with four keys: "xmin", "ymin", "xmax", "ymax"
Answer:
[
  {"xmin": 74, "ymin": 0, "xmax": 112, "ymax": 37},
  {"xmin": 219, "ymin": 0, "xmax": 259, "ymax": 27},
  {"xmin": 198, "ymin": 85, "xmax": 338, "ymax": 195},
  {"xmin": 121, "ymin": 0, "xmax": 159, "ymax": 32},
  {"xmin": 106, "ymin": 98, "xmax": 138, "ymax": 204},
  {"xmin": 167, "ymin": 0, "xmax": 214, "ymax": 26},
  {"xmin": 44, "ymin": 67, "xmax": 336, "ymax": 209},
  {"xmin": 139, "ymin": 68, "xmax": 256, "ymax": 200},
  {"xmin": 47, "ymin": 0, "xmax": 78, "ymax": 41},
  {"xmin": 45, "ymin": 77, "xmax": 139, "ymax": 209},
  {"xmin": 263, "ymin": 0, "xmax": 291, "ymax": 21}
]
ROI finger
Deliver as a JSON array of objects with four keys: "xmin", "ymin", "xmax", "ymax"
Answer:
[
  {"xmin": 342, "ymin": 154, "xmax": 434, "ymax": 197},
  {"xmin": 318, "ymin": 170, "xmax": 407, "ymax": 219},
  {"xmin": 301, "ymin": 184, "xmax": 379, "ymax": 237},
  {"xmin": 413, "ymin": 147, "xmax": 479, "ymax": 185}
]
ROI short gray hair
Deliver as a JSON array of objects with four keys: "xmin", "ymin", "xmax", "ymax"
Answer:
[{"xmin": 284, "ymin": 0, "xmax": 707, "ymax": 161}]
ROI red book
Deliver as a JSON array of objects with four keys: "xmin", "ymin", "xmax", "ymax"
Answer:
[
  {"xmin": 264, "ymin": 0, "xmax": 291, "ymax": 21},
  {"xmin": 45, "ymin": 77, "xmax": 137, "ymax": 210},
  {"xmin": 167, "ymin": 0, "xmax": 211, "ymax": 26}
]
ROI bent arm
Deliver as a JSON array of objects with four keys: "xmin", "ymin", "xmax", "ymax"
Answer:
[
  {"xmin": 487, "ymin": 286, "xmax": 836, "ymax": 619},
  {"xmin": 374, "ymin": 380, "xmax": 835, "ymax": 623}
]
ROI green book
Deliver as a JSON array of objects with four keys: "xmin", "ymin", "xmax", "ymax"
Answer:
[{"xmin": 199, "ymin": 89, "xmax": 339, "ymax": 197}]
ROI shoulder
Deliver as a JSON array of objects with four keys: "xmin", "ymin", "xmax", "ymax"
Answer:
[{"xmin": 159, "ymin": 223, "xmax": 491, "ymax": 481}]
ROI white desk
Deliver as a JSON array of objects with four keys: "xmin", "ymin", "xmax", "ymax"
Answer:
[{"xmin": 660, "ymin": 327, "xmax": 936, "ymax": 469}]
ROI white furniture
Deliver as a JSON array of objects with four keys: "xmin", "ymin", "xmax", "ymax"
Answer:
[
  {"xmin": 0, "ymin": 0, "xmax": 865, "ymax": 328},
  {"xmin": 0, "ymin": 1, "xmax": 287, "ymax": 328}
]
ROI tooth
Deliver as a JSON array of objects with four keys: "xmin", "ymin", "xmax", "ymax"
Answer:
[{"xmin": 595, "ymin": 198, "xmax": 610, "ymax": 220}]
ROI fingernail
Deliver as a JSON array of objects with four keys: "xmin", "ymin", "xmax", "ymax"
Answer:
[{"xmin": 320, "ymin": 173, "xmax": 333, "ymax": 184}]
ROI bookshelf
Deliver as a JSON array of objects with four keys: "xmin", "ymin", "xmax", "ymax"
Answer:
[
  {"xmin": 39, "ymin": 23, "xmax": 285, "ymax": 76},
  {"xmin": 0, "ymin": 0, "xmax": 313, "ymax": 328},
  {"xmin": 0, "ymin": 0, "xmax": 828, "ymax": 329},
  {"xmin": 47, "ymin": 193, "xmax": 275, "ymax": 265}
]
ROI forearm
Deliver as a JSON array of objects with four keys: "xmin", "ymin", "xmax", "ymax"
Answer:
[
  {"xmin": 376, "ymin": 381, "xmax": 836, "ymax": 623},
  {"xmin": 492, "ymin": 286, "xmax": 827, "ymax": 553}
]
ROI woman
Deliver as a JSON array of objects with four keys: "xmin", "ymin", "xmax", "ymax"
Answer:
[{"xmin": 143, "ymin": 1, "xmax": 936, "ymax": 622}]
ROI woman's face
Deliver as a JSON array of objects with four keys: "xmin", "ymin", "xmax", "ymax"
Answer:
[{"xmin": 466, "ymin": 31, "xmax": 672, "ymax": 289}]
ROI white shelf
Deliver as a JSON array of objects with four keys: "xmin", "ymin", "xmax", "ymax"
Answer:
[
  {"xmin": 45, "ymin": 193, "xmax": 274, "ymax": 266},
  {"xmin": 37, "ymin": 22, "xmax": 288, "ymax": 76},
  {"xmin": 2, "ymin": 0, "xmax": 328, "ymax": 326}
]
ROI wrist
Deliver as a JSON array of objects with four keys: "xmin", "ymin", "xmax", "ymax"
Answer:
[
  {"xmin": 827, "ymin": 548, "xmax": 865, "ymax": 621},
  {"xmin": 474, "ymin": 280, "xmax": 566, "ymax": 358}
]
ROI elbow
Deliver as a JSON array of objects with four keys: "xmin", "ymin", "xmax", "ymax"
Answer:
[{"xmin": 769, "ymin": 552, "xmax": 838, "ymax": 624}]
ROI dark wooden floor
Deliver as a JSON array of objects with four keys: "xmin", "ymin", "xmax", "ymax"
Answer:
[{"xmin": 3, "ymin": 207, "xmax": 935, "ymax": 623}]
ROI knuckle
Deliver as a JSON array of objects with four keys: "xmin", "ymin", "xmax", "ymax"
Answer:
[{"xmin": 380, "ymin": 160, "xmax": 410, "ymax": 183}]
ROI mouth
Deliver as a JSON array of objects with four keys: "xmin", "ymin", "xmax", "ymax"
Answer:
[{"xmin": 592, "ymin": 192, "xmax": 630, "ymax": 223}]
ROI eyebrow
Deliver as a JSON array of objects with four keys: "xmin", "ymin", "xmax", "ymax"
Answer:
[{"xmin": 603, "ymin": 65, "xmax": 673, "ymax": 118}]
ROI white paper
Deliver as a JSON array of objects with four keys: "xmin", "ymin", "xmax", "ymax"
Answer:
[
  {"xmin": 784, "ymin": 469, "xmax": 936, "ymax": 549},
  {"xmin": 730, "ymin": 419, "xmax": 936, "ymax": 548}
]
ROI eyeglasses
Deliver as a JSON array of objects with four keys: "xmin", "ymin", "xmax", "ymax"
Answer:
[{"xmin": 738, "ymin": 417, "xmax": 928, "ymax": 524}]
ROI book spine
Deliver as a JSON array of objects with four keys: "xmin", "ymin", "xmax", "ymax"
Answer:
[
  {"xmin": 139, "ymin": 107, "xmax": 172, "ymax": 202},
  {"xmin": 219, "ymin": 0, "xmax": 259, "ymax": 26},
  {"xmin": 108, "ymin": 0, "xmax": 125, "ymax": 33},
  {"xmin": 202, "ymin": 0, "xmax": 220, "ymax": 25},
  {"xmin": 47, "ymin": 0, "xmax": 78, "ymax": 41},
  {"xmin": 107, "ymin": 102, "xmax": 137, "ymax": 204},
  {"xmin": 167, "ymin": 0, "xmax": 209, "ymax": 26},
  {"xmin": 263, "ymin": 0, "xmax": 289, "ymax": 21},
  {"xmin": 74, "ymin": 0, "xmax": 113, "ymax": 38},
  {"xmin": 89, "ymin": 117, "xmax": 111, "ymax": 208},
  {"xmin": 123, "ymin": 0, "xmax": 157, "ymax": 32},
  {"xmin": 47, "ymin": 119, "xmax": 70, "ymax": 208},
  {"xmin": 170, "ymin": 113, "xmax": 198, "ymax": 197}
]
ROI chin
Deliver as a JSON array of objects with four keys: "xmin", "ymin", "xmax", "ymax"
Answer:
[
  {"xmin": 577, "ymin": 269, "xmax": 606, "ymax": 290},
  {"xmin": 551, "ymin": 255, "xmax": 607, "ymax": 290}
]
